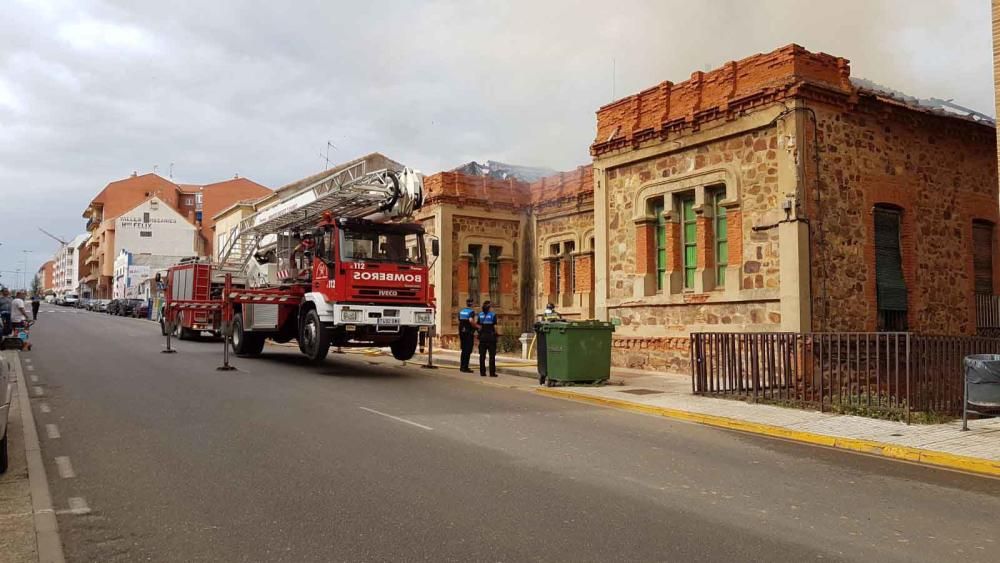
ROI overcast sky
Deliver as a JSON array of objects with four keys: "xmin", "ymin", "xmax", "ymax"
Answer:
[{"xmin": 0, "ymin": 0, "xmax": 993, "ymax": 283}]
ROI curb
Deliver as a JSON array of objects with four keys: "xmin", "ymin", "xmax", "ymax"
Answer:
[
  {"xmin": 535, "ymin": 388, "xmax": 1000, "ymax": 479},
  {"xmin": 8, "ymin": 351, "xmax": 66, "ymax": 562}
]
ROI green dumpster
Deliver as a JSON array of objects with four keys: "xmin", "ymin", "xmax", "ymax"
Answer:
[{"xmin": 540, "ymin": 321, "xmax": 615, "ymax": 386}]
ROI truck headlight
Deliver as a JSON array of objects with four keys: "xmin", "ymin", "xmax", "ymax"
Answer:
[
  {"xmin": 341, "ymin": 309, "xmax": 361, "ymax": 322},
  {"xmin": 414, "ymin": 312, "xmax": 432, "ymax": 324}
]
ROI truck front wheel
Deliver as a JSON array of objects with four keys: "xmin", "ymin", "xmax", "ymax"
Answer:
[
  {"xmin": 390, "ymin": 327, "xmax": 419, "ymax": 361},
  {"xmin": 232, "ymin": 312, "xmax": 265, "ymax": 357},
  {"xmin": 300, "ymin": 309, "xmax": 330, "ymax": 363}
]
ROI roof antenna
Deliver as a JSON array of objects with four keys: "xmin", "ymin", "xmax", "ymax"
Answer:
[
  {"xmin": 153, "ymin": 164, "xmax": 159, "ymax": 175},
  {"xmin": 318, "ymin": 140, "xmax": 337, "ymax": 169},
  {"xmin": 169, "ymin": 162, "xmax": 174, "ymax": 179},
  {"xmin": 612, "ymin": 57, "xmax": 616, "ymax": 99}
]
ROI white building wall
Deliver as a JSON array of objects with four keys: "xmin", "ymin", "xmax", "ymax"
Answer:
[
  {"xmin": 52, "ymin": 234, "xmax": 88, "ymax": 297},
  {"xmin": 114, "ymin": 252, "xmax": 187, "ymax": 300},
  {"xmin": 114, "ymin": 197, "xmax": 198, "ymax": 257}
]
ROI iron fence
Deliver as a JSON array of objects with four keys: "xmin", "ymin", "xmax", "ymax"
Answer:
[{"xmin": 690, "ymin": 332, "xmax": 1000, "ymax": 421}]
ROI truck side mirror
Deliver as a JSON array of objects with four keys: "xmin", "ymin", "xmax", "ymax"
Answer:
[
  {"xmin": 431, "ymin": 239, "xmax": 440, "ymax": 257},
  {"xmin": 155, "ymin": 273, "xmax": 161, "ymax": 283}
]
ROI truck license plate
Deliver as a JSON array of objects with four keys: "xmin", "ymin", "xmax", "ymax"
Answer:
[{"xmin": 378, "ymin": 317, "xmax": 399, "ymax": 326}]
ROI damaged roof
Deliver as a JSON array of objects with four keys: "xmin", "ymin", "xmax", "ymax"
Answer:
[{"xmin": 851, "ymin": 77, "xmax": 995, "ymax": 127}]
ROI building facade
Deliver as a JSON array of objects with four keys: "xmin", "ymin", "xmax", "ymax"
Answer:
[
  {"xmin": 81, "ymin": 172, "xmax": 271, "ymax": 298},
  {"xmin": 51, "ymin": 233, "xmax": 88, "ymax": 298},
  {"xmin": 36, "ymin": 260, "xmax": 54, "ymax": 294},
  {"xmin": 417, "ymin": 44, "xmax": 997, "ymax": 373}
]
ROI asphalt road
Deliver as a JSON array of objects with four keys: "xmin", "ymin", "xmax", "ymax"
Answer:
[{"xmin": 19, "ymin": 305, "xmax": 1000, "ymax": 562}]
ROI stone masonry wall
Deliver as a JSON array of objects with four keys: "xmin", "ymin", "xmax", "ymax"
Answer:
[
  {"xmin": 605, "ymin": 128, "xmax": 782, "ymax": 300},
  {"xmin": 603, "ymin": 127, "xmax": 784, "ymax": 371},
  {"xmin": 807, "ymin": 98, "xmax": 998, "ymax": 334},
  {"xmin": 451, "ymin": 213, "xmax": 523, "ymax": 330}
]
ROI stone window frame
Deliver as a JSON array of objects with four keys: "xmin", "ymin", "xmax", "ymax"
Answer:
[
  {"xmin": 458, "ymin": 235, "xmax": 515, "ymax": 308},
  {"xmin": 632, "ymin": 168, "xmax": 741, "ymax": 297},
  {"xmin": 541, "ymin": 232, "xmax": 581, "ymax": 308}
]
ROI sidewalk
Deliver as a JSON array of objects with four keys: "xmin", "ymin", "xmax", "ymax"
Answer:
[
  {"xmin": 0, "ymin": 352, "xmax": 41, "ymax": 562},
  {"xmin": 425, "ymin": 348, "xmax": 1000, "ymax": 478}
]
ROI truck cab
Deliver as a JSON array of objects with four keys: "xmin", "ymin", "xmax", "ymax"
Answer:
[{"xmin": 231, "ymin": 217, "xmax": 437, "ymax": 363}]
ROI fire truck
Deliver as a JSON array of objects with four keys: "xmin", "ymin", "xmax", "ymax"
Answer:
[{"xmin": 162, "ymin": 161, "xmax": 437, "ymax": 363}]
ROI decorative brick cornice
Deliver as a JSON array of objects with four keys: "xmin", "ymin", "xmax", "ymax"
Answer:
[{"xmin": 591, "ymin": 44, "xmax": 853, "ymax": 158}]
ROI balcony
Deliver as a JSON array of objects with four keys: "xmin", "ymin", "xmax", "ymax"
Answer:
[{"xmin": 85, "ymin": 254, "xmax": 99, "ymax": 266}]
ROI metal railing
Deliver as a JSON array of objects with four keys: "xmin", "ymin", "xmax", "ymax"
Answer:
[
  {"xmin": 691, "ymin": 332, "xmax": 1000, "ymax": 421},
  {"xmin": 976, "ymin": 293, "xmax": 1000, "ymax": 329}
]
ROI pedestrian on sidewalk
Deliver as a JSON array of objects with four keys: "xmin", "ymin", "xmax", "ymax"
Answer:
[
  {"xmin": 458, "ymin": 298, "xmax": 476, "ymax": 373},
  {"xmin": 473, "ymin": 300, "xmax": 498, "ymax": 377},
  {"xmin": 0, "ymin": 288, "xmax": 11, "ymax": 336},
  {"xmin": 31, "ymin": 294, "xmax": 40, "ymax": 321},
  {"xmin": 10, "ymin": 291, "xmax": 32, "ymax": 350}
]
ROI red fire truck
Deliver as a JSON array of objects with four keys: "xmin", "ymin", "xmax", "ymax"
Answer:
[{"xmin": 162, "ymin": 163, "xmax": 437, "ymax": 363}]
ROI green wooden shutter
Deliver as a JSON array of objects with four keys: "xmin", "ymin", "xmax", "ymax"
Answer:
[
  {"xmin": 873, "ymin": 208, "xmax": 907, "ymax": 312},
  {"xmin": 682, "ymin": 196, "xmax": 696, "ymax": 289}
]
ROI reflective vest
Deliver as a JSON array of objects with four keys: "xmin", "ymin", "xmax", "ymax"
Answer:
[
  {"xmin": 477, "ymin": 311, "xmax": 497, "ymax": 342},
  {"xmin": 458, "ymin": 307, "xmax": 475, "ymax": 334}
]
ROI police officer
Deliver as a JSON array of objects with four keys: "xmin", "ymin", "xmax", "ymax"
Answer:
[
  {"xmin": 458, "ymin": 298, "xmax": 476, "ymax": 373},
  {"xmin": 474, "ymin": 300, "xmax": 498, "ymax": 377}
]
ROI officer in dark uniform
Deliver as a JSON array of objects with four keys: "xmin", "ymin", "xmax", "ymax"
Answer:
[
  {"xmin": 474, "ymin": 301, "xmax": 498, "ymax": 377},
  {"xmin": 458, "ymin": 298, "xmax": 476, "ymax": 373}
]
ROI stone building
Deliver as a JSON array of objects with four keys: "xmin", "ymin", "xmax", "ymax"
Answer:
[
  {"xmin": 419, "ymin": 44, "xmax": 996, "ymax": 373},
  {"xmin": 417, "ymin": 169, "xmax": 532, "ymax": 349},
  {"xmin": 589, "ymin": 44, "xmax": 997, "ymax": 371}
]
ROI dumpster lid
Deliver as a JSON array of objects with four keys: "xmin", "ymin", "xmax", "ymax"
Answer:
[
  {"xmin": 539, "ymin": 320, "xmax": 615, "ymax": 332},
  {"xmin": 965, "ymin": 354, "xmax": 1000, "ymax": 385}
]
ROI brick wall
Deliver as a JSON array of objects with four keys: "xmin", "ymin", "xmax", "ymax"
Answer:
[
  {"xmin": 424, "ymin": 171, "xmax": 531, "ymax": 210},
  {"xmin": 592, "ymin": 44, "xmax": 851, "ymax": 157}
]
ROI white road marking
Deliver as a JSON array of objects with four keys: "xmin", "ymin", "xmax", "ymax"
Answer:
[
  {"xmin": 39, "ymin": 403, "xmax": 51, "ymax": 414},
  {"xmin": 54, "ymin": 456, "xmax": 76, "ymax": 479},
  {"xmin": 24, "ymin": 358, "xmax": 32, "ymax": 364},
  {"xmin": 359, "ymin": 407, "xmax": 433, "ymax": 431},
  {"xmin": 45, "ymin": 424, "xmax": 60, "ymax": 439},
  {"xmin": 64, "ymin": 498, "xmax": 91, "ymax": 515},
  {"xmin": 30, "ymin": 374, "xmax": 38, "ymax": 383},
  {"xmin": 26, "ymin": 365, "xmax": 34, "ymax": 371},
  {"xmin": 33, "ymin": 386, "xmax": 43, "ymax": 397}
]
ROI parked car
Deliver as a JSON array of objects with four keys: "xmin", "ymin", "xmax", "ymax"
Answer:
[
  {"xmin": 107, "ymin": 299, "xmax": 122, "ymax": 315},
  {"xmin": 132, "ymin": 301, "xmax": 149, "ymax": 319},
  {"xmin": 0, "ymin": 354, "xmax": 11, "ymax": 472},
  {"xmin": 77, "ymin": 297, "xmax": 91, "ymax": 309},
  {"xmin": 63, "ymin": 293, "xmax": 79, "ymax": 307},
  {"xmin": 121, "ymin": 299, "xmax": 144, "ymax": 317},
  {"xmin": 93, "ymin": 299, "xmax": 110, "ymax": 313}
]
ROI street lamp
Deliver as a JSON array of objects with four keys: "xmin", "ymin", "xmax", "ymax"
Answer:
[{"xmin": 21, "ymin": 250, "xmax": 32, "ymax": 292}]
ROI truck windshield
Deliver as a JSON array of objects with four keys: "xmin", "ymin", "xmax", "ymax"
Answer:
[{"xmin": 339, "ymin": 228, "xmax": 425, "ymax": 265}]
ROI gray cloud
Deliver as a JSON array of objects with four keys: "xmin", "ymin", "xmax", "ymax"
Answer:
[{"xmin": 0, "ymin": 0, "xmax": 992, "ymax": 279}]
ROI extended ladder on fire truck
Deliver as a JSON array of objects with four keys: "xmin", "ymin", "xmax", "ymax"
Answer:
[{"xmin": 216, "ymin": 161, "xmax": 423, "ymax": 275}]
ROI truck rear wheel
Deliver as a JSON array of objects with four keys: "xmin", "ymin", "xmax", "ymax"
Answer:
[
  {"xmin": 300, "ymin": 309, "xmax": 330, "ymax": 363},
  {"xmin": 390, "ymin": 327, "xmax": 419, "ymax": 361},
  {"xmin": 232, "ymin": 312, "xmax": 265, "ymax": 357}
]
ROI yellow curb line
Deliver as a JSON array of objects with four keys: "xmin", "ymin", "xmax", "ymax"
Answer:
[{"xmin": 535, "ymin": 388, "xmax": 1000, "ymax": 478}]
